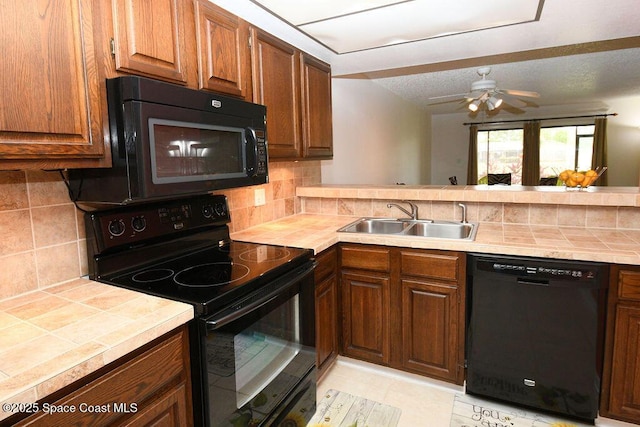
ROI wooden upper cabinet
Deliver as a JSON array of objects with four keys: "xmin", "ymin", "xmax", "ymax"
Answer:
[
  {"xmin": 301, "ymin": 54, "xmax": 333, "ymax": 159},
  {"xmin": 194, "ymin": 0, "xmax": 251, "ymax": 99},
  {"xmin": 111, "ymin": 0, "xmax": 189, "ymax": 84},
  {"xmin": 251, "ymin": 28, "xmax": 302, "ymax": 159},
  {"xmin": 0, "ymin": 0, "xmax": 108, "ymax": 169}
]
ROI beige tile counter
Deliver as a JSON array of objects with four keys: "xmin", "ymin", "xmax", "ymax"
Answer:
[
  {"xmin": 0, "ymin": 278, "xmax": 193, "ymax": 422},
  {"xmin": 296, "ymin": 184, "xmax": 640, "ymax": 206},
  {"xmin": 231, "ymin": 214, "xmax": 640, "ymax": 265}
]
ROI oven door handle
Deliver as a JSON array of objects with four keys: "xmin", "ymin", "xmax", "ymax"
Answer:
[{"xmin": 205, "ymin": 261, "xmax": 316, "ymax": 330}]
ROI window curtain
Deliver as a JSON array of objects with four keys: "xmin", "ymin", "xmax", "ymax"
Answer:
[
  {"xmin": 592, "ymin": 117, "xmax": 608, "ymax": 186},
  {"xmin": 521, "ymin": 120, "xmax": 541, "ymax": 186},
  {"xmin": 466, "ymin": 125, "xmax": 478, "ymax": 185}
]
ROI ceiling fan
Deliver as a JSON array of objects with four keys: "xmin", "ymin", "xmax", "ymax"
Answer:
[{"xmin": 429, "ymin": 67, "xmax": 540, "ymax": 112}]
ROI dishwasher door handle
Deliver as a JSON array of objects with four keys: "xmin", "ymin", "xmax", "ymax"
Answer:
[{"xmin": 517, "ymin": 278, "xmax": 550, "ymax": 286}]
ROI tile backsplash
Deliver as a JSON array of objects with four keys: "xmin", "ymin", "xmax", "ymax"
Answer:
[
  {"xmin": 0, "ymin": 170, "xmax": 84, "ymax": 299},
  {"xmin": 0, "ymin": 161, "xmax": 321, "ymax": 300}
]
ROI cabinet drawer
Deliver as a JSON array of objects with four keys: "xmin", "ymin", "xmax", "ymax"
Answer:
[
  {"xmin": 16, "ymin": 328, "xmax": 189, "ymax": 426},
  {"xmin": 315, "ymin": 246, "xmax": 337, "ymax": 282},
  {"xmin": 341, "ymin": 245, "xmax": 390, "ymax": 272},
  {"xmin": 400, "ymin": 250, "xmax": 459, "ymax": 282},
  {"xmin": 619, "ymin": 270, "xmax": 640, "ymax": 301}
]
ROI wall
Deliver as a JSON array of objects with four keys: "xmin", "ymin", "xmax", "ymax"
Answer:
[
  {"xmin": 430, "ymin": 114, "xmax": 470, "ymax": 185},
  {"xmin": 606, "ymin": 96, "xmax": 640, "ymax": 186},
  {"xmin": 0, "ymin": 161, "xmax": 320, "ymax": 300},
  {"xmin": 321, "ymin": 78, "xmax": 431, "ymax": 185}
]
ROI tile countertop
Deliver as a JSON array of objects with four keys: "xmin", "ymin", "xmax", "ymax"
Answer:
[
  {"xmin": 231, "ymin": 214, "xmax": 640, "ymax": 265},
  {"xmin": 0, "ymin": 278, "xmax": 193, "ymax": 422}
]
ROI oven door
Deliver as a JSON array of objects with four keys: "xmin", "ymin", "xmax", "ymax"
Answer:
[{"xmin": 193, "ymin": 262, "xmax": 316, "ymax": 427}]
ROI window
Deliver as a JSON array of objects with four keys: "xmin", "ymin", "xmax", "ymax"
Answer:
[
  {"xmin": 476, "ymin": 129, "xmax": 523, "ymax": 184},
  {"xmin": 539, "ymin": 125, "xmax": 594, "ymax": 177},
  {"xmin": 475, "ymin": 124, "xmax": 595, "ymax": 184}
]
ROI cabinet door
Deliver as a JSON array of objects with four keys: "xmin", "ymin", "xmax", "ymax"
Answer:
[
  {"xmin": 401, "ymin": 279, "xmax": 461, "ymax": 383},
  {"xmin": 0, "ymin": 0, "xmax": 107, "ymax": 169},
  {"xmin": 119, "ymin": 384, "xmax": 189, "ymax": 427},
  {"xmin": 316, "ymin": 272, "xmax": 338, "ymax": 378},
  {"xmin": 194, "ymin": 0, "xmax": 251, "ymax": 98},
  {"xmin": 608, "ymin": 304, "xmax": 640, "ymax": 421},
  {"xmin": 341, "ymin": 271, "xmax": 390, "ymax": 365},
  {"xmin": 300, "ymin": 54, "xmax": 333, "ymax": 159},
  {"xmin": 112, "ymin": 0, "xmax": 188, "ymax": 84},
  {"xmin": 251, "ymin": 29, "xmax": 301, "ymax": 158},
  {"xmin": 315, "ymin": 247, "xmax": 339, "ymax": 379}
]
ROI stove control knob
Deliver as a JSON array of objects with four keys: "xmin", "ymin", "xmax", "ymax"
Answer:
[
  {"xmin": 202, "ymin": 204, "xmax": 213, "ymax": 219},
  {"xmin": 214, "ymin": 202, "xmax": 227, "ymax": 217},
  {"xmin": 108, "ymin": 219, "xmax": 126, "ymax": 237},
  {"xmin": 131, "ymin": 216, "xmax": 146, "ymax": 232}
]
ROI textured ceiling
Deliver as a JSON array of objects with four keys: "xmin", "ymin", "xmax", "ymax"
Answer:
[{"xmin": 371, "ymin": 48, "xmax": 640, "ymax": 116}]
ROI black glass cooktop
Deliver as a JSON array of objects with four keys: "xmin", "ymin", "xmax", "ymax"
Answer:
[
  {"xmin": 101, "ymin": 240, "xmax": 312, "ymax": 315},
  {"xmin": 85, "ymin": 194, "xmax": 313, "ymax": 316}
]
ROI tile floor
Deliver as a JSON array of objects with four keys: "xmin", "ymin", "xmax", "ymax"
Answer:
[{"xmin": 317, "ymin": 356, "xmax": 637, "ymax": 427}]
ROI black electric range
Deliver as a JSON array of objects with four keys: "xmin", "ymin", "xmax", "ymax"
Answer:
[
  {"xmin": 84, "ymin": 194, "xmax": 318, "ymax": 426},
  {"xmin": 84, "ymin": 194, "xmax": 313, "ymax": 316}
]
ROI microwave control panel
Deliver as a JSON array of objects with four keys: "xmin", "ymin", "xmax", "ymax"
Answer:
[{"xmin": 255, "ymin": 130, "xmax": 267, "ymax": 175}]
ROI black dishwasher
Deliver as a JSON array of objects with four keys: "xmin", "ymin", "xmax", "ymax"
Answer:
[{"xmin": 465, "ymin": 254, "xmax": 608, "ymax": 422}]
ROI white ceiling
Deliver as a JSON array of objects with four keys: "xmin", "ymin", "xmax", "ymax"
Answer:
[
  {"xmin": 220, "ymin": 0, "xmax": 640, "ymax": 120},
  {"xmin": 251, "ymin": 0, "xmax": 542, "ymax": 54}
]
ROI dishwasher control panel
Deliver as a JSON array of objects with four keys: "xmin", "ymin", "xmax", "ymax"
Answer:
[
  {"xmin": 474, "ymin": 256, "xmax": 605, "ymax": 283},
  {"xmin": 489, "ymin": 262, "xmax": 596, "ymax": 279}
]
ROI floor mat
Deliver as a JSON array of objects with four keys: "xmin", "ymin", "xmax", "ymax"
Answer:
[
  {"xmin": 450, "ymin": 393, "xmax": 592, "ymax": 427},
  {"xmin": 308, "ymin": 389, "xmax": 402, "ymax": 427}
]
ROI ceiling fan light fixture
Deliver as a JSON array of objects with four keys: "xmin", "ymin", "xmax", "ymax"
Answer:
[
  {"xmin": 485, "ymin": 95, "xmax": 502, "ymax": 111},
  {"xmin": 468, "ymin": 99, "xmax": 481, "ymax": 112}
]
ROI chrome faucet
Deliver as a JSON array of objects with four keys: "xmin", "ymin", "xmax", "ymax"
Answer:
[
  {"xmin": 458, "ymin": 203, "xmax": 467, "ymax": 223},
  {"xmin": 387, "ymin": 201, "xmax": 419, "ymax": 220}
]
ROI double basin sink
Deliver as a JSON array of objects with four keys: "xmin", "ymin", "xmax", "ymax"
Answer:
[{"xmin": 338, "ymin": 218, "xmax": 477, "ymax": 240}]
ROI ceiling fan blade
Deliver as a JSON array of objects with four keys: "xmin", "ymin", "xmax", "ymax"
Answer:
[
  {"xmin": 499, "ymin": 102, "xmax": 527, "ymax": 115},
  {"xmin": 499, "ymin": 89, "xmax": 540, "ymax": 98},
  {"xmin": 427, "ymin": 98, "xmax": 469, "ymax": 106},
  {"xmin": 427, "ymin": 92, "xmax": 469, "ymax": 101}
]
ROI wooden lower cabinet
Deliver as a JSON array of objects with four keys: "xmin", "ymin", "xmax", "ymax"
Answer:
[
  {"xmin": 601, "ymin": 266, "xmax": 640, "ymax": 424},
  {"xmin": 12, "ymin": 325, "xmax": 192, "ymax": 427},
  {"xmin": 341, "ymin": 270, "xmax": 391, "ymax": 365},
  {"xmin": 315, "ymin": 246, "xmax": 339, "ymax": 379},
  {"xmin": 401, "ymin": 279, "xmax": 460, "ymax": 382},
  {"xmin": 338, "ymin": 244, "xmax": 465, "ymax": 385}
]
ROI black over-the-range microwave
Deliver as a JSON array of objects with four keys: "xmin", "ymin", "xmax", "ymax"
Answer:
[{"xmin": 69, "ymin": 76, "xmax": 268, "ymax": 207}]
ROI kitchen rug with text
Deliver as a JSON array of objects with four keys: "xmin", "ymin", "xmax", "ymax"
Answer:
[
  {"xmin": 308, "ymin": 389, "xmax": 401, "ymax": 427},
  {"xmin": 450, "ymin": 393, "xmax": 592, "ymax": 427}
]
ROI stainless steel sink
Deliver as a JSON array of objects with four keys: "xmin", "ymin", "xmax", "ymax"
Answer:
[
  {"xmin": 404, "ymin": 221, "xmax": 476, "ymax": 239},
  {"xmin": 338, "ymin": 218, "xmax": 478, "ymax": 240},
  {"xmin": 338, "ymin": 218, "xmax": 410, "ymax": 234}
]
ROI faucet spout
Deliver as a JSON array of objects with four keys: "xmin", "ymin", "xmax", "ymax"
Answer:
[
  {"xmin": 387, "ymin": 201, "xmax": 419, "ymax": 220},
  {"xmin": 458, "ymin": 203, "xmax": 467, "ymax": 223}
]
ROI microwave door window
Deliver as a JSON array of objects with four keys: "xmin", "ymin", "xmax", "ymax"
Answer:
[{"xmin": 149, "ymin": 119, "xmax": 246, "ymax": 184}]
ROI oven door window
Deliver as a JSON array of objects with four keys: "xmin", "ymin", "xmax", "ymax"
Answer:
[
  {"xmin": 205, "ymin": 292, "xmax": 315, "ymax": 426},
  {"xmin": 234, "ymin": 294, "xmax": 300, "ymax": 408},
  {"xmin": 148, "ymin": 119, "xmax": 247, "ymax": 184}
]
